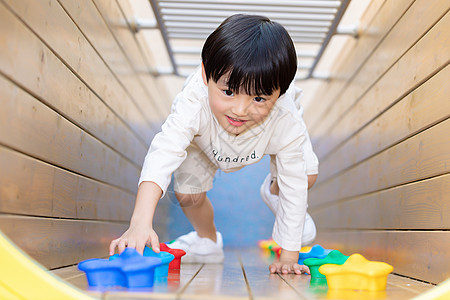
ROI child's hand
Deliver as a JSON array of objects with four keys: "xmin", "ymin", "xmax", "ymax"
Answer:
[
  {"xmin": 269, "ymin": 247, "xmax": 310, "ymax": 275},
  {"xmin": 269, "ymin": 261, "xmax": 310, "ymax": 275},
  {"xmin": 109, "ymin": 223, "xmax": 160, "ymax": 256}
]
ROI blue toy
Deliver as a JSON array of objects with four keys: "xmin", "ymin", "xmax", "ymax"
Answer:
[
  {"xmin": 298, "ymin": 245, "xmax": 333, "ymax": 265},
  {"xmin": 110, "ymin": 247, "xmax": 175, "ymax": 278},
  {"xmin": 78, "ymin": 248, "xmax": 162, "ymax": 288},
  {"xmin": 143, "ymin": 247, "xmax": 175, "ymax": 277}
]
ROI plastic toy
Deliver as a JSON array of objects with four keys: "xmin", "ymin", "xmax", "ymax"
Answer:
[
  {"xmin": 160, "ymin": 243, "xmax": 186, "ymax": 269},
  {"xmin": 110, "ymin": 247, "xmax": 175, "ymax": 278},
  {"xmin": 258, "ymin": 238, "xmax": 278, "ymax": 250},
  {"xmin": 319, "ymin": 253, "xmax": 394, "ymax": 291},
  {"xmin": 270, "ymin": 244, "xmax": 282, "ymax": 257},
  {"xmin": 270, "ymin": 245, "xmax": 312, "ymax": 258},
  {"xmin": 258, "ymin": 238, "xmax": 312, "ymax": 258},
  {"xmin": 308, "ymin": 277, "xmax": 328, "ymax": 295},
  {"xmin": 304, "ymin": 250, "xmax": 349, "ymax": 278},
  {"xmin": 298, "ymin": 244, "xmax": 333, "ymax": 265},
  {"xmin": 78, "ymin": 248, "xmax": 162, "ymax": 288},
  {"xmin": 143, "ymin": 247, "xmax": 175, "ymax": 277},
  {"xmin": 300, "ymin": 246, "xmax": 312, "ymax": 253}
]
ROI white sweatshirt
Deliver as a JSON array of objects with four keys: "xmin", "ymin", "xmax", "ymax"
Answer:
[{"xmin": 139, "ymin": 68, "xmax": 318, "ymax": 251}]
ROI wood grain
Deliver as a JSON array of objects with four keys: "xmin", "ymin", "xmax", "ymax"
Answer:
[
  {"xmin": 2, "ymin": 0, "xmax": 156, "ymax": 144},
  {"xmin": 313, "ymin": 8, "xmax": 450, "ymax": 159},
  {"xmin": 0, "ymin": 74, "xmax": 140, "ymax": 193},
  {"xmin": 56, "ymin": 0, "xmax": 167, "ymax": 126},
  {"xmin": 238, "ymin": 248, "xmax": 303, "ymax": 300},
  {"xmin": 0, "ymin": 2, "xmax": 148, "ymax": 167},
  {"xmin": 311, "ymin": 173, "xmax": 450, "ymax": 229},
  {"xmin": 180, "ymin": 251, "xmax": 248, "ymax": 299},
  {"xmin": 310, "ymin": 118, "xmax": 450, "ymax": 207},
  {"xmin": 94, "ymin": 0, "xmax": 173, "ymax": 118},
  {"xmin": 0, "ymin": 145, "xmax": 134, "ymax": 221},
  {"xmin": 318, "ymin": 64, "xmax": 450, "ymax": 182},
  {"xmin": 304, "ymin": 0, "xmax": 414, "ymax": 129}
]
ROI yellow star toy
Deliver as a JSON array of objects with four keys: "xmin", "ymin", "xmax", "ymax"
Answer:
[{"xmin": 319, "ymin": 253, "xmax": 393, "ymax": 291}]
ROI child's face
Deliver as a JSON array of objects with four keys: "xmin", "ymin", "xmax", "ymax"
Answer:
[{"xmin": 202, "ymin": 66, "xmax": 280, "ymax": 136}]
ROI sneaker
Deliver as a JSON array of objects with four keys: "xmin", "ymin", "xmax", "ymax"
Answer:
[
  {"xmin": 166, "ymin": 231, "xmax": 198, "ymax": 251},
  {"xmin": 260, "ymin": 174, "xmax": 317, "ymax": 246},
  {"xmin": 167, "ymin": 231, "xmax": 225, "ymax": 264},
  {"xmin": 260, "ymin": 174, "xmax": 278, "ymax": 214},
  {"xmin": 302, "ymin": 212, "xmax": 316, "ymax": 246}
]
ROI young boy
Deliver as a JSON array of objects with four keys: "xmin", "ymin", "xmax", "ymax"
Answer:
[{"xmin": 109, "ymin": 14, "xmax": 318, "ymax": 275}]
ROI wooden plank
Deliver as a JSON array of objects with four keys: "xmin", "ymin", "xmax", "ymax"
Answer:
[
  {"xmin": 309, "ymin": 0, "xmax": 448, "ymax": 138},
  {"xmin": 315, "ymin": 230, "xmax": 450, "ymax": 284},
  {"xmin": 104, "ymin": 265, "xmax": 203, "ymax": 299},
  {"xmin": 92, "ymin": 0, "xmax": 149, "ymax": 77},
  {"xmin": 280, "ymin": 273, "xmax": 426, "ymax": 300},
  {"xmin": 0, "ymin": 145, "xmax": 134, "ymax": 221},
  {"xmin": 52, "ymin": 264, "xmax": 206, "ymax": 299},
  {"xmin": 2, "ymin": 0, "xmax": 155, "ymax": 144},
  {"xmin": 318, "ymin": 64, "xmax": 450, "ymax": 182},
  {"xmin": 311, "ymin": 173, "xmax": 450, "ymax": 229},
  {"xmin": 114, "ymin": 0, "xmax": 174, "ymax": 118},
  {"xmin": 52, "ymin": 265, "xmax": 85, "ymax": 280},
  {"xmin": 239, "ymin": 248, "xmax": 305, "ymax": 300},
  {"xmin": 0, "ymin": 2, "xmax": 148, "ymax": 167},
  {"xmin": 310, "ymin": 118, "xmax": 450, "ymax": 207},
  {"xmin": 387, "ymin": 274, "xmax": 434, "ymax": 294},
  {"xmin": 0, "ymin": 74, "xmax": 140, "ymax": 193},
  {"xmin": 51, "ymin": 265, "xmax": 103, "ymax": 298},
  {"xmin": 56, "ymin": 0, "xmax": 167, "ymax": 126},
  {"xmin": 179, "ymin": 251, "xmax": 249, "ymax": 299},
  {"xmin": 0, "ymin": 215, "xmax": 128, "ymax": 269},
  {"xmin": 52, "ymin": 249, "xmax": 436, "ymax": 299},
  {"xmin": 312, "ymin": 6, "xmax": 450, "ymax": 159},
  {"xmin": 304, "ymin": 0, "xmax": 414, "ymax": 129},
  {"xmin": 90, "ymin": 0, "xmax": 172, "ymax": 119}
]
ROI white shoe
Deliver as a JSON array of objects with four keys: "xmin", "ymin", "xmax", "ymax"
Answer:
[
  {"xmin": 167, "ymin": 231, "xmax": 225, "ymax": 264},
  {"xmin": 260, "ymin": 174, "xmax": 317, "ymax": 246},
  {"xmin": 260, "ymin": 174, "xmax": 278, "ymax": 214},
  {"xmin": 166, "ymin": 231, "xmax": 198, "ymax": 251},
  {"xmin": 302, "ymin": 212, "xmax": 316, "ymax": 246}
]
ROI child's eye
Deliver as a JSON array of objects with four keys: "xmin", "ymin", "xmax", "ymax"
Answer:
[
  {"xmin": 253, "ymin": 96, "xmax": 266, "ymax": 103},
  {"xmin": 223, "ymin": 89, "xmax": 234, "ymax": 96}
]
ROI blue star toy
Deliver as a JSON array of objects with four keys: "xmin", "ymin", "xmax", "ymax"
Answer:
[{"xmin": 78, "ymin": 248, "xmax": 162, "ymax": 288}]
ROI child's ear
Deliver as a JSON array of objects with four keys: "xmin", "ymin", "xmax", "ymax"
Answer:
[{"xmin": 201, "ymin": 62, "xmax": 208, "ymax": 86}]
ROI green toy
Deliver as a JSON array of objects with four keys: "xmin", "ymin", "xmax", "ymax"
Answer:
[{"xmin": 304, "ymin": 250, "xmax": 349, "ymax": 278}]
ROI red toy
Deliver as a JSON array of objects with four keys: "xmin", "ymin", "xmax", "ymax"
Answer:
[{"xmin": 159, "ymin": 243, "xmax": 186, "ymax": 269}]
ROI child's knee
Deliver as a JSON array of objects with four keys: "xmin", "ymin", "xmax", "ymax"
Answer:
[{"xmin": 174, "ymin": 191, "xmax": 206, "ymax": 208}]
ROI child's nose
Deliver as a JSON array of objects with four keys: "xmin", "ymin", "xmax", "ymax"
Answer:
[{"xmin": 232, "ymin": 97, "xmax": 249, "ymax": 116}]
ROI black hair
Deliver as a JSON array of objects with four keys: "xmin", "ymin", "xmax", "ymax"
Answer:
[{"xmin": 201, "ymin": 14, "xmax": 297, "ymax": 96}]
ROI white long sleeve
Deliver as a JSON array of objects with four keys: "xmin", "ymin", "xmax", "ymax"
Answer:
[{"xmin": 138, "ymin": 93, "xmax": 202, "ymax": 196}]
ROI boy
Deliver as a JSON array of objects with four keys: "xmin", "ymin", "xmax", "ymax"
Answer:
[{"xmin": 109, "ymin": 14, "xmax": 318, "ymax": 275}]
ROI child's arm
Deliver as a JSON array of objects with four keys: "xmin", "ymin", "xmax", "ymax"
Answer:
[
  {"xmin": 269, "ymin": 249, "xmax": 310, "ymax": 275},
  {"xmin": 109, "ymin": 181, "xmax": 163, "ymax": 255}
]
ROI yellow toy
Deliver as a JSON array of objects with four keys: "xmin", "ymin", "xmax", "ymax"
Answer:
[
  {"xmin": 300, "ymin": 246, "xmax": 312, "ymax": 253},
  {"xmin": 258, "ymin": 239, "xmax": 278, "ymax": 250},
  {"xmin": 0, "ymin": 231, "xmax": 95, "ymax": 300},
  {"xmin": 319, "ymin": 253, "xmax": 393, "ymax": 291}
]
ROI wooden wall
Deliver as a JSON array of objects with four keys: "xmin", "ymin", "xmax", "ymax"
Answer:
[
  {"xmin": 0, "ymin": 0, "xmax": 170, "ymax": 269},
  {"xmin": 305, "ymin": 0, "xmax": 450, "ymax": 284}
]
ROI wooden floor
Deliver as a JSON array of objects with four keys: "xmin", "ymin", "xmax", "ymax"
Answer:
[{"xmin": 52, "ymin": 248, "xmax": 434, "ymax": 299}]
